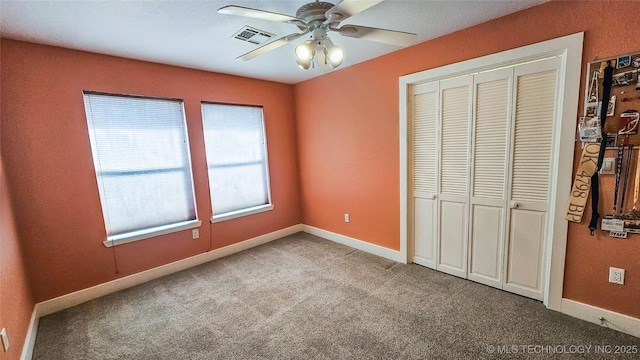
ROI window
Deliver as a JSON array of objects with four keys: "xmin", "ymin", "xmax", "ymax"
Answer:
[
  {"xmin": 201, "ymin": 103, "xmax": 273, "ymax": 222},
  {"xmin": 83, "ymin": 92, "xmax": 200, "ymax": 247}
]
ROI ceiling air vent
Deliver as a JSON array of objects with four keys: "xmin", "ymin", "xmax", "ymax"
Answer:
[{"xmin": 232, "ymin": 26, "xmax": 275, "ymax": 45}]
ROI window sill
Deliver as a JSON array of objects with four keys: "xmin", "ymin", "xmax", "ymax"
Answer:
[
  {"xmin": 103, "ymin": 219, "xmax": 202, "ymax": 247},
  {"xmin": 211, "ymin": 204, "xmax": 274, "ymax": 223}
]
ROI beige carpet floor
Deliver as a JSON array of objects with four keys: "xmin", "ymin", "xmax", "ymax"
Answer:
[{"xmin": 33, "ymin": 232, "xmax": 639, "ymax": 359}]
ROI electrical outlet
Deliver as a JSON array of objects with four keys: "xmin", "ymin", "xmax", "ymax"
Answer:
[
  {"xmin": 609, "ymin": 267, "xmax": 625, "ymax": 285},
  {"xmin": 1, "ymin": 328, "xmax": 9, "ymax": 352},
  {"xmin": 344, "ymin": 213, "xmax": 350, "ymax": 223},
  {"xmin": 192, "ymin": 229, "xmax": 199, "ymax": 239}
]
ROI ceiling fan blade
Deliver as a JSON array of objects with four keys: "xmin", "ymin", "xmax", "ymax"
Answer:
[
  {"xmin": 335, "ymin": 25, "xmax": 417, "ymax": 47},
  {"xmin": 218, "ymin": 5, "xmax": 302, "ymax": 23},
  {"xmin": 237, "ymin": 32, "xmax": 308, "ymax": 61},
  {"xmin": 325, "ymin": 0, "xmax": 383, "ymax": 23}
]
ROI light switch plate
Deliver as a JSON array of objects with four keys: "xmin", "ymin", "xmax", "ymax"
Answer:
[{"xmin": 600, "ymin": 158, "xmax": 615, "ymax": 174}]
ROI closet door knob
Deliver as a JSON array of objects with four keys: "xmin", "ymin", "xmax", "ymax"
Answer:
[{"xmin": 510, "ymin": 201, "xmax": 520, "ymax": 209}]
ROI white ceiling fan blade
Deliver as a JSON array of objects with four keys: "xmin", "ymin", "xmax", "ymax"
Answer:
[
  {"xmin": 218, "ymin": 5, "xmax": 302, "ymax": 23},
  {"xmin": 325, "ymin": 0, "xmax": 384, "ymax": 23},
  {"xmin": 237, "ymin": 32, "xmax": 307, "ymax": 61},
  {"xmin": 336, "ymin": 25, "xmax": 416, "ymax": 47}
]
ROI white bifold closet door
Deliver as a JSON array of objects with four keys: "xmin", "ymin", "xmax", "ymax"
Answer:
[
  {"xmin": 437, "ymin": 76, "xmax": 472, "ymax": 278},
  {"xmin": 467, "ymin": 68, "xmax": 513, "ymax": 289},
  {"xmin": 503, "ymin": 57, "xmax": 559, "ymax": 301},
  {"xmin": 411, "ymin": 56, "xmax": 560, "ymax": 301},
  {"xmin": 413, "ymin": 81, "xmax": 439, "ymax": 269}
]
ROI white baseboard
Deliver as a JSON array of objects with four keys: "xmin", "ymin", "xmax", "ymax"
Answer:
[
  {"xmin": 21, "ymin": 224, "xmax": 303, "ymax": 360},
  {"xmin": 20, "ymin": 308, "xmax": 38, "ymax": 360},
  {"xmin": 35, "ymin": 224, "xmax": 304, "ymax": 318},
  {"xmin": 302, "ymin": 225, "xmax": 405, "ymax": 263},
  {"xmin": 561, "ymin": 298, "xmax": 640, "ymax": 339}
]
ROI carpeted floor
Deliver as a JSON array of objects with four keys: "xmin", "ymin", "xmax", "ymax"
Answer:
[{"xmin": 33, "ymin": 232, "xmax": 639, "ymax": 359}]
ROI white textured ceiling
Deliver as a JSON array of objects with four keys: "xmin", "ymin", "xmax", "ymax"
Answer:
[{"xmin": 0, "ymin": 0, "xmax": 547, "ymax": 84}]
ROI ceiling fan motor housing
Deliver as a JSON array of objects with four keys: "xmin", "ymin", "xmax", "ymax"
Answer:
[{"xmin": 295, "ymin": 1, "xmax": 336, "ymax": 30}]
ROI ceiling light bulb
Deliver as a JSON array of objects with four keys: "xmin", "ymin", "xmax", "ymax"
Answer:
[
  {"xmin": 295, "ymin": 41, "xmax": 315, "ymax": 61},
  {"xmin": 322, "ymin": 37, "xmax": 344, "ymax": 69},
  {"xmin": 327, "ymin": 47, "xmax": 344, "ymax": 67}
]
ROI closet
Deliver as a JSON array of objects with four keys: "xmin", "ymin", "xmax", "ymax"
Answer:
[{"xmin": 411, "ymin": 57, "xmax": 560, "ymax": 301}]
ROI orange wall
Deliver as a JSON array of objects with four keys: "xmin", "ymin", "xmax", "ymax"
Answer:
[
  {"xmin": 0, "ymin": 39, "xmax": 302, "ymax": 303},
  {"xmin": 1, "ymin": 157, "xmax": 35, "ymax": 360},
  {"xmin": 295, "ymin": 0, "xmax": 640, "ymax": 317},
  {"xmin": 1, "ymin": 4, "xmax": 639, "ymax": 350}
]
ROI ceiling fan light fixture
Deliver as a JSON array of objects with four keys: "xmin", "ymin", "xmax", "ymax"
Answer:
[
  {"xmin": 219, "ymin": 1, "xmax": 417, "ymax": 73},
  {"xmin": 323, "ymin": 37, "xmax": 344, "ymax": 68},
  {"xmin": 295, "ymin": 40, "xmax": 315, "ymax": 61}
]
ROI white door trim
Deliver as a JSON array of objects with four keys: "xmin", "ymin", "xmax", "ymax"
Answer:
[{"xmin": 399, "ymin": 32, "xmax": 583, "ymax": 311}]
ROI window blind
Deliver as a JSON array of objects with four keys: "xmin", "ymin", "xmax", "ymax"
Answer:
[
  {"xmin": 83, "ymin": 92, "xmax": 197, "ymax": 237},
  {"xmin": 201, "ymin": 103, "xmax": 271, "ymax": 217}
]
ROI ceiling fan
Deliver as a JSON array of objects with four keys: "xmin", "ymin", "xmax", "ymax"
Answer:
[{"xmin": 218, "ymin": 0, "xmax": 417, "ymax": 70}]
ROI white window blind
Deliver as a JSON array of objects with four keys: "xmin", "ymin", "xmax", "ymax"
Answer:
[
  {"xmin": 201, "ymin": 103, "xmax": 271, "ymax": 219},
  {"xmin": 83, "ymin": 92, "xmax": 197, "ymax": 240}
]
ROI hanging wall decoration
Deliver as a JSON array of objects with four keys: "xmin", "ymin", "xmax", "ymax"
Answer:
[{"xmin": 580, "ymin": 51, "xmax": 640, "ymax": 236}]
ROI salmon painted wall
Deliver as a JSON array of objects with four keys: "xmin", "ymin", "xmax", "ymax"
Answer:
[
  {"xmin": 0, "ymin": 39, "xmax": 301, "ymax": 303},
  {"xmin": 294, "ymin": 0, "xmax": 640, "ymax": 317},
  {"xmin": 1, "ymin": 156, "xmax": 34, "ymax": 360}
]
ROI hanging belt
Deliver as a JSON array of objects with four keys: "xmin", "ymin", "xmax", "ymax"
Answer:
[
  {"xmin": 588, "ymin": 64, "xmax": 614, "ymax": 235},
  {"xmin": 612, "ymin": 143, "xmax": 625, "ymax": 215}
]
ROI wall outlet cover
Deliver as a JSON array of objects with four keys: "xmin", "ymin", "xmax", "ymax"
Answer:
[{"xmin": 609, "ymin": 267, "xmax": 625, "ymax": 285}]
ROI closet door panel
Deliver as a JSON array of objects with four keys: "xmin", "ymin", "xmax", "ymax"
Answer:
[
  {"xmin": 506, "ymin": 209, "xmax": 545, "ymax": 293},
  {"xmin": 412, "ymin": 82, "xmax": 439, "ymax": 269},
  {"xmin": 437, "ymin": 76, "xmax": 471, "ymax": 278},
  {"xmin": 468, "ymin": 69, "xmax": 512, "ymax": 288},
  {"xmin": 469, "ymin": 204, "xmax": 503, "ymax": 282},
  {"xmin": 504, "ymin": 57, "xmax": 559, "ymax": 301},
  {"xmin": 439, "ymin": 201, "xmax": 466, "ymax": 276},
  {"xmin": 414, "ymin": 198, "xmax": 436, "ymax": 268}
]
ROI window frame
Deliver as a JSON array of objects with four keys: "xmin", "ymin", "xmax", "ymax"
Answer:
[
  {"xmin": 83, "ymin": 91, "xmax": 201, "ymax": 247},
  {"xmin": 200, "ymin": 101, "xmax": 274, "ymax": 223}
]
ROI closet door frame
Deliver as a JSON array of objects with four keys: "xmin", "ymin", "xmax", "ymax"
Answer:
[{"xmin": 400, "ymin": 32, "xmax": 583, "ymax": 311}]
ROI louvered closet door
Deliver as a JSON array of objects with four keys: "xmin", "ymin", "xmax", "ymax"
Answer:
[
  {"xmin": 467, "ymin": 68, "xmax": 513, "ymax": 289},
  {"xmin": 437, "ymin": 76, "xmax": 472, "ymax": 278},
  {"xmin": 504, "ymin": 57, "xmax": 560, "ymax": 301},
  {"xmin": 412, "ymin": 81, "xmax": 439, "ymax": 269}
]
